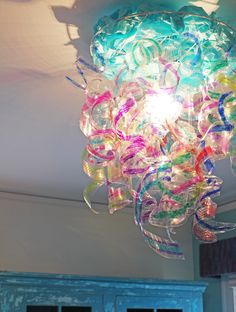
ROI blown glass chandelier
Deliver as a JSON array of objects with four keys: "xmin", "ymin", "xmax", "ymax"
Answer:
[{"xmin": 69, "ymin": 5, "xmax": 236, "ymax": 259}]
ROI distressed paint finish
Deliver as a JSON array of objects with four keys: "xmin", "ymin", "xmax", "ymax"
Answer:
[{"xmin": 0, "ymin": 272, "xmax": 207, "ymax": 312}]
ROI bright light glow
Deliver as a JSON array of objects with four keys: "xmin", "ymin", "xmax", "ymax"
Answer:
[{"xmin": 145, "ymin": 94, "xmax": 181, "ymax": 125}]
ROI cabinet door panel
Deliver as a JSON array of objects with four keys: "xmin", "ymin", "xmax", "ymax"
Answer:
[
  {"xmin": 62, "ymin": 307, "xmax": 92, "ymax": 312},
  {"xmin": 116, "ymin": 296, "xmax": 190, "ymax": 312},
  {"xmin": 157, "ymin": 310, "xmax": 183, "ymax": 312},
  {"xmin": 127, "ymin": 309, "xmax": 154, "ymax": 312},
  {"xmin": 61, "ymin": 307, "xmax": 92, "ymax": 312},
  {"xmin": 27, "ymin": 307, "xmax": 58, "ymax": 312}
]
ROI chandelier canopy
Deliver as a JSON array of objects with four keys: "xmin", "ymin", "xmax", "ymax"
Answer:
[{"xmin": 70, "ymin": 5, "xmax": 236, "ymax": 259}]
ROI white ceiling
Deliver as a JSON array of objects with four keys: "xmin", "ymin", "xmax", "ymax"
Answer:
[{"xmin": 0, "ymin": 0, "xmax": 236, "ymax": 206}]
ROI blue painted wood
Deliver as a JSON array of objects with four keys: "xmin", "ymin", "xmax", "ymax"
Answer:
[{"xmin": 0, "ymin": 272, "xmax": 207, "ymax": 312}]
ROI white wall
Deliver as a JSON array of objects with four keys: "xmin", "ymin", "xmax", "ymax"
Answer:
[{"xmin": 0, "ymin": 192, "xmax": 194, "ymax": 280}]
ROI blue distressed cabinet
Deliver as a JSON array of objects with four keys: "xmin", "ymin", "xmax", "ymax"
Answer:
[{"xmin": 0, "ymin": 272, "xmax": 206, "ymax": 312}]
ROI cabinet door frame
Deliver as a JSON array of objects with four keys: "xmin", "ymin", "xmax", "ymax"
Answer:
[
  {"xmin": 115, "ymin": 295, "xmax": 191, "ymax": 312},
  {"xmin": 14, "ymin": 290, "xmax": 103, "ymax": 312}
]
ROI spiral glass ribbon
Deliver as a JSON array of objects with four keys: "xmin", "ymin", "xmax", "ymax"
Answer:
[{"xmin": 69, "ymin": 5, "xmax": 236, "ymax": 259}]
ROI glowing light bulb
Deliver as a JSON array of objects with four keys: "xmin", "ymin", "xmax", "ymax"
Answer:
[{"xmin": 145, "ymin": 94, "xmax": 181, "ymax": 125}]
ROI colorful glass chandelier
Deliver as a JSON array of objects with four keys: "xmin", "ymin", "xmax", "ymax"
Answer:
[{"xmin": 69, "ymin": 5, "xmax": 236, "ymax": 259}]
